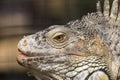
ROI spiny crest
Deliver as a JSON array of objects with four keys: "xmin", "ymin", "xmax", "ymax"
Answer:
[
  {"xmin": 66, "ymin": 0, "xmax": 120, "ymax": 36},
  {"xmin": 96, "ymin": 1, "xmax": 103, "ymax": 16},
  {"xmin": 103, "ymin": 0, "xmax": 110, "ymax": 17},
  {"xmin": 97, "ymin": 0, "xmax": 120, "ymax": 24}
]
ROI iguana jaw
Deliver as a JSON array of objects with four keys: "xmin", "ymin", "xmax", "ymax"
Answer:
[{"xmin": 17, "ymin": 48, "xmax": 71, "ymax": 68}]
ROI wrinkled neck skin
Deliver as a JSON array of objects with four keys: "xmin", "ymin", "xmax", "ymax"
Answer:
[
  {"xmin": 29, "ymin": 70, "xmax": 57, "ymax": 80},
  {"xmin": 27, "ymin": 55, "xmax": 113, "ymax": 80}
]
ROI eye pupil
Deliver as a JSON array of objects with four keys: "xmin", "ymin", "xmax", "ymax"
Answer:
[
  {"xmin": 54, "ymin": 35, "xmax": 64, "ymax": 41},
  {"xmin": 57, "ymin": 35, "xmax": 62, "ymax": 40}
]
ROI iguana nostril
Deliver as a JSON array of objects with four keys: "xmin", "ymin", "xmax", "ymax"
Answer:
[{"xmin": 22, "ymin": 39, "xmax": 28, "ymax": 46}]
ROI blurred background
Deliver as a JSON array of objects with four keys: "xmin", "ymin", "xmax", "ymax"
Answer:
[{"xmin": 0, "ymin": 0, "xmax": 113, "ymax": 80}]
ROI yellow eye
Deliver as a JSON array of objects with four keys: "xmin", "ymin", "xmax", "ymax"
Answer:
[{"xmin": 52, "ymin": 32, "xmax": 66, "ymax": 43}]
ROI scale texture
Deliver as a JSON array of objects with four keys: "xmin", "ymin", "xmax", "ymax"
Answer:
[{"xmin": 17, "ymin": 0, "xmax": 120, "ymax": 80}]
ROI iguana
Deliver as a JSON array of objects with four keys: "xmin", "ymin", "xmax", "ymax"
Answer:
[{"xmin": 17, "ymin": 0, "xmax": 120, "ymax": 80}]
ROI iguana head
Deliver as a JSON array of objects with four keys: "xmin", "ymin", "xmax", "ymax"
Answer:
[
  {"xmin": 17, "ymin": 0, "xmax": 120, "ymax": 79},
  {"xmin": 17, "ymin": 24, "xmax": 90, "ymax": 67},
  {"xmin": 17, "ymin": 21, "xmax": 110, "ymax": 80},
  {"xmin": 17, "ymin": 25, "xmax": 82, "ymax": 56}
]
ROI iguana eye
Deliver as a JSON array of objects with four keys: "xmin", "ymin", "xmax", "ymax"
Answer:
[
  {"xmin": 52, "ymin": 32, "xmax": 67, "ymax": 43},
  {"xmin": 46, "ymin": 26, "xmax": 70, "ymax": 48},
  {"xmin": 50, "ymin": 32, "xmax": 69, "ymax": 46}
]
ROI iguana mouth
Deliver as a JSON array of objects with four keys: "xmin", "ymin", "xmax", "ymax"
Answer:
[
  {"xmin": 18, "ymin": 49, "xmax": 32, "ymax": 57},
  {"xmin": 17, "ymin": 49, "xmax": 36, "ymax": 65},
  {"xmin": 17, "ymin": 49, "xmax": 29, "ymax": 65},
  {"xmin": 17, "ymin": 48, "xmax": 69, "ymax": 65}
]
